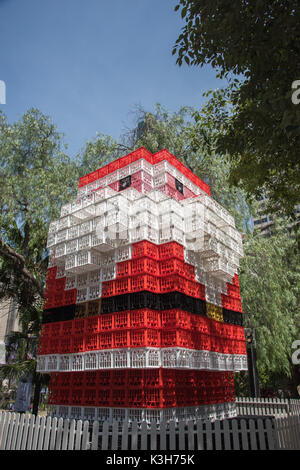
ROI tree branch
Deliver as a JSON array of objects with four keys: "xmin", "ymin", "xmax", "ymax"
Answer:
[{"xmin": 0, "ymin": 235, "xmax": 44, "ymax": 298}]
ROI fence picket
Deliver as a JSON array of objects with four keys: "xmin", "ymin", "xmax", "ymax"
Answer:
[
  {"xmin": 91, "ymin": 420, "xmax": 99, "ymax": 451},
  {"xmin": 141, "ymin": 421, "xmax": 148, "ymax": 450},
  {"xmin": 37, "ymin": 416, "xmax": 46, "ymax": 450},
  {"xmin": 101, "ymin": 420, "xmax": 109, "ymax": 450},
  {"xmin": 159, "ymin": 420, "xmax": 167, "ymax": 450},
  {"xmin": 150, "ymin": 420, "xmax": 157, "ymax": 451},
  {"xmin": 231, "ymin": 419, "xmax": 239, "ymax": 450},
  {"xmin": 5, "ymin": 412, "xmax": 16, "ymax": 450},
  {"xmin": 222, "ymin": 418, "xmax": 231, "ymax": 450},
  {"xmin": 111, "ymin": 420, "xmax": 119, "ymax": 450},
  {"xmin": 82, "ymin": 420, "xmax": 90, "ymax": 450},
  {"xmin": 131, "ymin": 421, "xmax": 138, "ymax": 450},
  {"xmin": 61, "ymin": 418, "xmax": 70, "ymax": 450},
  {"xmin": 15, "ymin": 413, "xmax": 25, "ymax": 450},
  {"xmin": 11, "ymin": 412, "xmax": 20, "ymax": 450},
  {"xmin": 49, "ymin": 416, "xmax": 57, "ymax": 450},
  {"xmin": 74, "ymin": 419, "xmax": 82, "ymax": 450},
  {"xmin": 43, "ymin": 416, "xmax": 52, "ymax": 450},
  {"xmin": 240, "ymin": 418, "xmax": 249, "ymax": 450},
  {"xmin": 187, "ymin": 420, "xmax": 194, "ymax": 450},
  {"xmin": 121, "ymin": 420, "xmax": 128, "ymax": 450},
  {"xmin": 169, "ymin": 420, "xmax": 176, "ymax": 450}
]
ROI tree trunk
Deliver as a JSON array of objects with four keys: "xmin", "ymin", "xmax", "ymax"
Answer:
[{"xmin": 32, "ymin": 375, "xmax": 41, "ymax": 415}]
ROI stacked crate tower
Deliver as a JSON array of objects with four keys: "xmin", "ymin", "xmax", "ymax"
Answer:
[{"xmin": 37, "ymin": 147, "xmax": 248, "ymax": 423}]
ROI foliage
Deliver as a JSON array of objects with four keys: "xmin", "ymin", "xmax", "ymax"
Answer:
[
  {"xmin": 173, "ymin": 0, "xmax": 300, "ymax": 216},
  {"xmin": 0, "ymin": 108, "xmax": 78, "ymax": 397},
  {"xmin": 239, "ymin": 230, "xmax": 300, "ymax": 389}
]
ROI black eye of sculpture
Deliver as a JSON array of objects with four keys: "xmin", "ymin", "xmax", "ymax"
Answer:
[
  {"xmin": 119, "ymin": 175, "xmax": 131, "ymax": 191},
  {"xmin": 175, "ymin": 178, "xmax": 184, "ymax": 194}
]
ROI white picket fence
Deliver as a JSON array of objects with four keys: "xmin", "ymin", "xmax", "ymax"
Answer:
[
  {"xmin": 235, "ymin": 397, "xmax": 300, "ymax": 417},
  {"xmin": 0, "ymin": 412, "xmax": 90, "ymax": 450},
  {"xmin": 1, "ymin": 410, "xmax": 300, "ymax": 450}
]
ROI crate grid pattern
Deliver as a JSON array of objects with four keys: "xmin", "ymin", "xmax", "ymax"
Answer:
[{"xmin": 39, "ymin": 147, "xmax": 247, "ymax": 421}]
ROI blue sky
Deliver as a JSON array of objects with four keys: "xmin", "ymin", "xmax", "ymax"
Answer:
[{"xmin": 0, "ymin": 0, "xmax": 223, "ymax": 158}]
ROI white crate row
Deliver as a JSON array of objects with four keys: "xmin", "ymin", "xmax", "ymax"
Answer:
[
  {"xmin": 49, "ymin": 402, "xmax": 237, "ymax": 423},
  {"xmin": 64, "ymin": 250, "xmax": 102, "ymax": 273},
  {"xmin": 37, "ymin": 349, "xmax": 248, "ymax": 373},
  {"xmin": 76, "ymin": 284, "xmax": 102, "ymax": 303}
]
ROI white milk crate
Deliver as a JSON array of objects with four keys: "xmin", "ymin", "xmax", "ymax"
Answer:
[
  {"xmin": 56, "ymin": 228, "xmax": 68, "ymax": 244},
  {"xmin": 70, "ymin": 353, "xmax": 84, "ymax": 371},
  {"xmin": 116, "ymin": 245, "xmax": 132, "ymax": 262},
  {"xmin": 131, "ymin": 158, "xmax": 154, "ymax": 176},
  {"xmin": 101, "ymin": 264, "xmax": 116, "ymax": 281},
  {"xmin": 65, "ymin": 274, "xmax": 76, "ymax": 290},
  {"xmin": 95, "ymin": 201, "xmax": 107, "ymax": 217},
  {"xmin": 48, "ymin": 220, "xmax": 58, "ymax": 234},
  {"xmin": 118, "ymin": 164, "xmax": 130, "ymax": 179},
  {"xmin": 55, "ymin": 265, "xmax": 66, "ymax": 278},
  {"xmin": 97, "ymin": 350, "xmax": 113, "ymax": 369},
  {"xmin": 132, "ymin": 210, "xmax": 160, "ymax": 229},
  {"xmin": 88, "ymin": 284, "xmax": 102, "ymax": 301},
  {"xmin": 99, "ymin": 251, "xmax": 117, "ymax": 267},
  {"xmin": 88, "ymin": 269, "xmax": 101, "ymax": 285},
  {"xmin": 84, "ymin": 352, "xmax": 98, "ymax": 370},
  {"xmin": 78, "ymin": 234, "xmax": 92, "ymax": 251},
  {"xmin": 76, "ymin": 288, "xmax": 88, "ymax": 303},
  {"xmin": 65, "ymin": 238, "xmax": 78, "ymax": 255},
  {"xmin": 159, "ymin": 227, "xmax": 184, "ymax": 244},
  {"xmin": 130, "ymin": 225, "xmax": 160, "ymax": 244},
  {"xmin": 79, "ymin": 219, "xmax": 94, "ymax": 236},
  {"xmin": 46, "ymin": 232, "xmax": 56, "ymax": 248},
  {"xmin": 159, "ymin": 212, "xmax": 184, "ymax": 230},
  {"xmin": 55, "ymin": 243, "xmax": 66, "ymax": 259},
  {"xmin": 106, "ymin": 209, "xmax": 129, "ymax": 230},
  {"xmin": 158, "ymin": 198, "xmax": 183, "ymax": 216},
  {"xmin": 67, "ymin": 224, "xmax": 79, "ymax": 240},
  {"xmin": 65, "ymin": 254, "xmax": 76, "ymax": 271},
  {"xmin": 106, "ymin": 169, "xmax": 119, "ymax": 185},
  {"xmin": 60, "ymin": 203, "xmax": 72, "ymax": 217},
  {"xmin": 94, "ymin": 187, "xmax": 117, "ymax": 203},
  {"xmin": 57, "ymin": 215, "xmax": 77, "ymax": 231},
  {"xmin": 76, "ymin": 250, "xmax": 101, "ymax": 271},
  {"xmin": 76, "ymin": 272, "xmax": 89, "ymax": 289}
]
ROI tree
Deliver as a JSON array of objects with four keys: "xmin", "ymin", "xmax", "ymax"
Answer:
[
  {"xmin": 123, "ymin": 103, "xmax": 253, "ymax": 232},
  {"xmin": 0, "ymin": 108, "xmax": 79, "ymax": 412},
  {"xmin": 239, "ymin": 229, "xmax": 300, "ymax": 395},
  {"xmin": 173, "ymin": 0, "xmax": 300, "ymax": 216}
]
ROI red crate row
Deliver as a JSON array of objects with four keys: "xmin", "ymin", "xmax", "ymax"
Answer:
[
  {"xmin": 226, "ymin": 283, "xmax": 241, "ymax": 300},
  {"xmin": 131, "ymin": 240, "xmax": 184, "ymax": 261},
  {"xmin": 40, "ymin": 309, "xmax": 245, "ymax": 341},
  {"xmin": 45, "ymin": 277, "xmax": 66, "ymax": 296},
  {"xmin": 221, "ymin": 294, "xmax": 242, "ymax": 313},
  {"xmin": 78, "ymin": 148, "xmax": 211, "ymax": 196},
  {"xmin": 116, "ymin": 257, "xmax": 195, "ymax": 280},
  {"xmin": 101, "ymin": 274, "xmax": 205, "ymax": 299},
  {"xmin": 48, "ymin": 384, "xmax": 235, "ymax": 408},
  {"xmin": 38, "ymin": 326, "xmax": 246, "ymax": 355},
  {"xmin": 49, "ymin": 369, "xmax": 234, "ymax": 390},
  {"xmin": 44, "ymin": 289, "xmax": 77, "ymax": 310}
]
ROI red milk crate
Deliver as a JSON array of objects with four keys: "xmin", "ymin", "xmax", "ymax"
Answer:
[
  {"xmin": 114, "ymin": 311, "xmax": 129, "ymax": 329},
  {"xmin": 47, "ymin": 388, "xmax": 59, "ymax": 405},
  {"xmin": 143, "ymin": 369, "xmax": 160, "ymax": 388},
  {"xmin": 226, "ymin": 283, "xmax": 241, "ymax": 299},
  {"xmin": 160, "ymin": 369, "xmax": 176, "ymax": 388},
  {"xmin": 160, "ymin": 328, "xmax": 191, "ymax": 348},
  {"xmin": 59, "ymin": 337, "xmax": 72, "ymax": 354},
  {"xmin": 127, "ymin": 370, "xmax": 143, "ymax": 388},
  {"xmin": 45, "ymin": 279, "xmax": 56, "ymax": 295},
  {"xmin": 85, "ymin": 316, "xmax": 99, "ymax": 334},
  {"xmin": 184, "ymin": 279, "xmax": 206, "ymax": 299},
  {"xmin": 116, "ymin": 260, "xmax": 131, "ymax": 277},
  {"xmin": 130, "ymin": 274, "xmax": 159, "ymax": 293},
  {"xmin": 114, "ymin": 330, "xmax": 129, "ymax": 348},
  {"xmin": 127, "ymin": 388, "xmax": 143, "ymax": 408},
  {"xmin": 159, "ymin": 274, "xmax": 185, "ymax": 293},
  {"xmin": 221, "ymin": 294, "xmax": 242, "ymax": 312},
  {"xmin": 144, "ymin": 388, "xmax": 162, "ymax": 408},
  {"xmin": 131, "ymin": 257, "xmax": 159, "ymax": 276},
  {"xmin": 61, "ymin": 320, "xmax": 73, "ymax": 337},
  {"xmin": 48, "ymin": 337, "xmax": 61, "ymax": 354},
  {"xmin": 64, "ymin": 289, "xmax": 77, "ymax": 306},
  {"xmin": 129, "ymin": 328, "xmax": 160, "ymax": 348},
  {"xmin": 71, "ymin": 335, "xmax": 85, "ymax": 353},
  {"xmin": 85, "ymin": 333, "xmax": 99, "ymax": 351},
  {"xmin": 111, "ymin": 370, "xmax": 127, "ymax": 387},
  {"xmin": 37, "ymin": 336, "xmax": 49, "ymax": 355},
  {"xmin": 115, "ymin": 277, "xmax": 130, "ymax": 295},
  {"xmin": 129, "ymin": 309, "xmax": 160, "ymax": 329},
  {"xmin": 49, "ymin": 372, "xmax": 60, "ymax": 389},
  {"xmin": 74, "ymin": 318, "xmax": 85, "ymax": 335},
  {"xmin": 97, "ymin": 370, "xmax": 111, "ymax": 387},
  {"xmin": 97, "ymin": 388, "xmax": 111, "ymax": 407},
  {"xmin": 54, "ymin": 292, "xmax": 64, "ymax": 308},
  {"xmin": 99, "ymin": 331, "xmax": 113, "ymax": 349},
  {"xmin": 70, "ymin": 389, "xmax": 83, "ymax": 405},
  {"xmin": 85, "ymin": 371, "xmax": 97, "ymax": 388},
  {"xmin": 46, "ymin": 266, "xmax": 57, "ymax": 281},
  {"xmin": 101, "ymin": 280, "xmax": 115, "ymax": 297},
  {"xmin": 162, "ymin": 389, "xmax": 177, "ymax": 407},
  {"xmin": 132, "ymin": 240, "xmax": 159, "ymax": 260},
  {"xmin": 111, "ymin": 388, "xmax": 127, "ymax": 407},
  {"xmin": 71, "ymin": 371, "xmax": 85, "ymax": 388},
  {"xmin": 55, "ymin": 277, "xmax": 66, "ymax": 291},
  {"xmin": 84, "ymin": 388, "xmax": 97, "ymax": 406},
  {"xmin": 99, "ymin": 314, "xmax": 114, "ymax": 331},
  {"xmin": 193, "ymin": 331, "xmax": 211, "ymax": 350},
  {"xmin": 158, "ymin": 242, "xmax": 184, "ymax": 261},
  {"xmin": 160, "ymin": 309, "xmax": 191, "ymax": 329}
]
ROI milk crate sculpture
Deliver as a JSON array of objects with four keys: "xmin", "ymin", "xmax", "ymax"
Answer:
[{"xmin": 37, "ymin": 147, "xmax": 248, "ymax": 423}]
